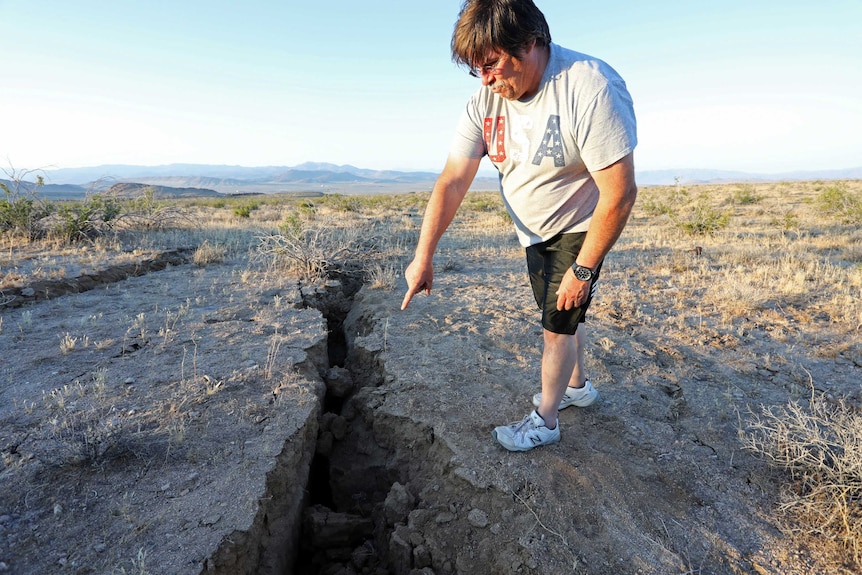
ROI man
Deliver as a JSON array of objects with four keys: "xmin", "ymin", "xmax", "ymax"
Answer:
[{"xmin": 400, "ymin": 0, "xmax": 638, "ymax": 452}]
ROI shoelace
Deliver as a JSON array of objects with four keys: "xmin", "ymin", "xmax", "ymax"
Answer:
[{"xmin": 510, "ymin": 414, "xmax": 536, "ymax": 438}]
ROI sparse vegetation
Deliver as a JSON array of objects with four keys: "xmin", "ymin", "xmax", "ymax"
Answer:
[
  {"xmin": 1, "ymin": 180, "xmax": 861, "ymax": 574},
  {"xmin": 742, "ymin": 390, "xmax": 862, "ymax": 562},
  {"xmin": 192, "ymin": 240, "xmax": 227, "ymax": 266},
  {"xmin": 732, "ymin": 185, "xmax": 762, "ymax": 205},
  {"xmin": 233, "ymin": 201, "xmax": 260, "ymax": 218},
  {"xmin": 673, "ymin": 193, "xmax": 732, "ymax": 235},
  {"xmin": 815, "ymin": 183, "xmax": 862, "ymax": 224},
  {"xmin": 1, "ymin": 169, "xmax": 193, "ymax": 244},
  {"xmin": 256, "ymin": 212, "xmax": 385, "ymax": 282}
]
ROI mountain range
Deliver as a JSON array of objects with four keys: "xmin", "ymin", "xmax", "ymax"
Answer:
[{"xmin": 5, "ymin": 162, "xmax": 861, "ymax": 199}]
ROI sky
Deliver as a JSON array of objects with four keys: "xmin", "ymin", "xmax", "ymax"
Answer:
[{"xmin": 2, "ymin": 0, "xmax": 861, "ymax": 176}]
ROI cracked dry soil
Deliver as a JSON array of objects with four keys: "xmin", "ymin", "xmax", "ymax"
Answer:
[{"xmin": 1, "ymin": 241, "xmax": 860, "ymax": 575}]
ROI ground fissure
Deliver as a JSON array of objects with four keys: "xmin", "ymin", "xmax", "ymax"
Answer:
[{"xmin": 2, "ymin": 188, "xmax": 860, "ymax": 575}]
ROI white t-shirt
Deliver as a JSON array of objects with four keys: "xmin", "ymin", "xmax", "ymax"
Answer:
[{"xmin": 449, "ymin": 43, "xmax": 638, "ymax": 247}]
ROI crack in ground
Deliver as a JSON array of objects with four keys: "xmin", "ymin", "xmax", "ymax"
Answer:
[{"xmin": 0, "ymin": 248, "xmax": 194, "ymax": 309}]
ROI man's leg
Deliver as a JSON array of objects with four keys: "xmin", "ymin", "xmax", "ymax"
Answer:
[
  {"xmin": 569, "ymin": 325, "xmax": 587, "ymax": 389},
  {"xmin": 536, "ymin": 328, "xmax": 579, "ymax": 429}
]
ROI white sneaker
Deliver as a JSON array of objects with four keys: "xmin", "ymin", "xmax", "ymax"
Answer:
[
  {"xmin": 532, "ymin": 379, "xmax": 599, "ymax": 410},
  {"xmin": 492, "ymin": 410, "xmax": 560, "ymax": 452}
]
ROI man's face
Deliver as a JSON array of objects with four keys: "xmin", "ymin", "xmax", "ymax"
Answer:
[{"xmin": 475, "ymin": 45, "xmax": 540, "ymax": 100}]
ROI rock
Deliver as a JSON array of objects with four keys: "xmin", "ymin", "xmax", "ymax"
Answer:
[
  {"xmin": 350, "ymin": 541, "xmax": 376, "ymax": 570},
  {"xmin": 384, "ymin": 482, "xmax": 415, "ymax": 526},
  {"xmin": 326, "ymin": 366, "xmax": 354, "ymax": 398},
  {"xmin": 303, "ymin": 505, "xmax": 373, "ymax": 549},
  {"xmin": 388, "ymin": 526, "xmax": 413, "ymax": 574},
  {"xmin": 329, "ymin": 415, "xmax": 347, "ymax": 440},
  {"xmin": 320, "ymin": 412, "xmax": 337, "ymax": 432},
  {"xmin": 413, "ymin": 544, "xmax": 432, "ymax": 569},
  {"xmin": 467, "ymin": 508, "xmax": 489, "ymax": 528},
  {"xmin": 435, "ymin": 511, "xmax": 455, "ymax": 524}
]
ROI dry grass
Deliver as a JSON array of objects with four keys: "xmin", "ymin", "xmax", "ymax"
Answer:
[
  {"xmin": 742, "ymin": 390, "xmax": 862, "ymax": 562},
  {"xmin": 3, "ymin": 180, "xmax": 861, "ymax": 566},
  {"xmin": 4, "ymin": 180, "xmax": 859, "ymax": 340},
  {"xmin": 609, "ymin": 180, "xmax": 862, "ymax": 335}
]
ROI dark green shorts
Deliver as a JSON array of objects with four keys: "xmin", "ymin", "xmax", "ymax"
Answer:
[{"xmin": 526, "ymin": 232, "xmax": 602, "ymax": 335}]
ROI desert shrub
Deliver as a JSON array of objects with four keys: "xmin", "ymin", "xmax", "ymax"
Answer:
[
  {"xmin": 0, "ymin": 195, "xmax": 54, "ymax": 238},
  {"xmin": 0, "ymin": 176, "xmax": 55, "ymax": 239},
  {"xmin": 463, "ymin": 193, "xmax": 503, "ymax": 212},
  {"xmin": 233, "ymin": 202, "xmax": 260, "ymax": 218},
  {"xmin": 639, "ymin": 195, "xmax": 675, "ymax": 217},
  {"xmin": 297, "ymin": 200, "xmax": 317, "ymax": 217},
  {"xmin": 192, "ymin": 240, "xmax": 227, "ymax": 266},
  {"xmin": 741, "ymin": 393, "xmax": 862, "ymax": 563},
  {"xmin": 116, "ymin": 188, "xmax": 193, "ymax": 230},
  {"xmin": 770, "ymin": 210, "xmax": 800, "ymax": 231},
  {"xmin": 639, "ymin": 185, "xmax": 689, "ymax": 218},
  {"xmin": 365, "ymin": 261, "xmax": 399, "ymax": 290},
  {"xmin": 258, "ymin": 215, "xmax": 379, "ymax": 281},
  {"xmin": 673, "ymin": 195, "xmax": 731, "ymax": 235},
  {"xmin": 815, "ymin": 184, "xmax": 862, "ymax": 224},
  {"xmin": 42, "ymin": 380, "xmax": 126, "ymax": 465},
  {"xmin": 321, "ymin": 193, "xmax": 362, "ymax": 213},
  {"xmin": 49, "ymin": 194, "xmax": 122, "ymax": 243},
  {"xmin": 733, "ymin": 185, "xmax": 762, "ymax": 205}
]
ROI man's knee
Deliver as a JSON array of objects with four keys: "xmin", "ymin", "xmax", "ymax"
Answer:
[{"xmin": 543, "ymin": 328, "xmax": 575, "ymax": 345}]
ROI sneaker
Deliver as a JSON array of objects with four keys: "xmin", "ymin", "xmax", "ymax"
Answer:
[
  {"xmin": 532, "ymin": 379, "xmax": 599, "ymax": 410},
  {"xmin": 492, "ymin": 410, "xmax": 560, "ymax": 452}
]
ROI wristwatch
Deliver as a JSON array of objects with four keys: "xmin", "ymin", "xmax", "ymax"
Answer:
[{"xmin": 572, "ymin": 264, "xmax": 594, "ymax": 282}]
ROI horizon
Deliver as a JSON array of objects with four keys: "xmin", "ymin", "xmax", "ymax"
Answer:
[
  {"xmin": 7, "ymin": 162, "xmax": 860, "ymax": 192},
  {"xmin": 2, "ymin": 1, "xmax": 861, "ymax": 174},
  {"xmin": 29, "ymin": 160, "xmax": 862, "ymax": 176}
]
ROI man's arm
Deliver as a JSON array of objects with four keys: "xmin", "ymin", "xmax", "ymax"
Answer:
[
  {"xmin": 401, "ymin": 154, "xmax": 482, "ymax": 310},
  {"xmin": 555, "ymin": 152, "xmax": 638, "ymax": 311}
]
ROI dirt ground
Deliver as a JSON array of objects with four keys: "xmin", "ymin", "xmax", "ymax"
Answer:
[
  {"xmin": 0, "ymin": 250, "xmax": 330, "ymax": 575},
  {"xmin": 1, "ymin": 188, "xmax": 861, "ymax": 574}
]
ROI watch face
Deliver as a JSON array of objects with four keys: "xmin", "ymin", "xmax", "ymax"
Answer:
[{"xmin": 574, "ymin": 266, "xmax": 592, "ymax": 281}]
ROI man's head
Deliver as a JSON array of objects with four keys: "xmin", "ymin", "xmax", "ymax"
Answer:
[{"xmin": 451, "ymin": 0, "xmax": 551, "ymax": 77}]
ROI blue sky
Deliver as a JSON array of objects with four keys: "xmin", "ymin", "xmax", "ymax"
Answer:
[{"xmin": 2, "ymin": 0, "xmax": 860, "ymax": 175}]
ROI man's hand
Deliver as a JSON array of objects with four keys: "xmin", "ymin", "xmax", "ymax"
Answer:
[
  {"xmin": 555, "ymin": 267, "xmax": 591, "ymax": 311},
  {"xmin": 401, "ymin": 260, "xmax": 434, "ymax": 310}
]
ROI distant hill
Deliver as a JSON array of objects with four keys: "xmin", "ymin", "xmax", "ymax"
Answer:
[
  {"xmin": 32, "ymin": 162, "xmax": 502, "ymax": 195},
  {"xmin": 637, "ymin": 167, "xmax": 862, "ymax": 186},
  {"xmin": 1, "ymin": 178, "xmax": 90, "ymax": 200},
  {"xmin": 106, "ymin": 182, "xmax": 222, "ymax": 198},
  {"xmin": 9, "ymin": 162, "xmax": 860, "ymax": 198},
  {"xmin": 1, "ymin": 178, "xmax": 223, "ymax": 200}
]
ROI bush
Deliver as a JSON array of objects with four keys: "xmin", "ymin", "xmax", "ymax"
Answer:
[
  {"xmin": 639, "ymin": 186, "xmax": 689, "ymax": 218},
  {"xmin": 673, "ymin": 195, "xmax": 731, "ymax": 235},
  {"xmin": 259, "ymin": 215, "xmax": 378, "ymax": 281},
  {"xmin": 233, "ymin": 202, "xmax": 260, "ymax": 218},
  {"xmin": 733, "ymin": 185, "xmax": 762, "ymax": 205},
  {"xmin": 0, "ymin": 175, "xmax": 54, "ymax": 239},
  {"xmin": 816, "ymin": 184, "xmax": 862, "ymax": 224},
  {"xmin": 192, "ymin": 240, "xmax": 227, "ymax": 266},
  {"xmin": 117, "ymin": 188, "xmax": 192, "ymax": 230},
  {"xmin": 321, "ymin": 193, "xmax": 362, "ymax": 213},
  {"xmin": 742, "ymin": 393, "xmax": 862, "ymax": 563}
]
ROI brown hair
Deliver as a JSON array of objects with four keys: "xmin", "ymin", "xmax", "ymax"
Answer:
[{"xmin": 451, "ymin": 0, "xmax": 552, "ymax": 71}]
